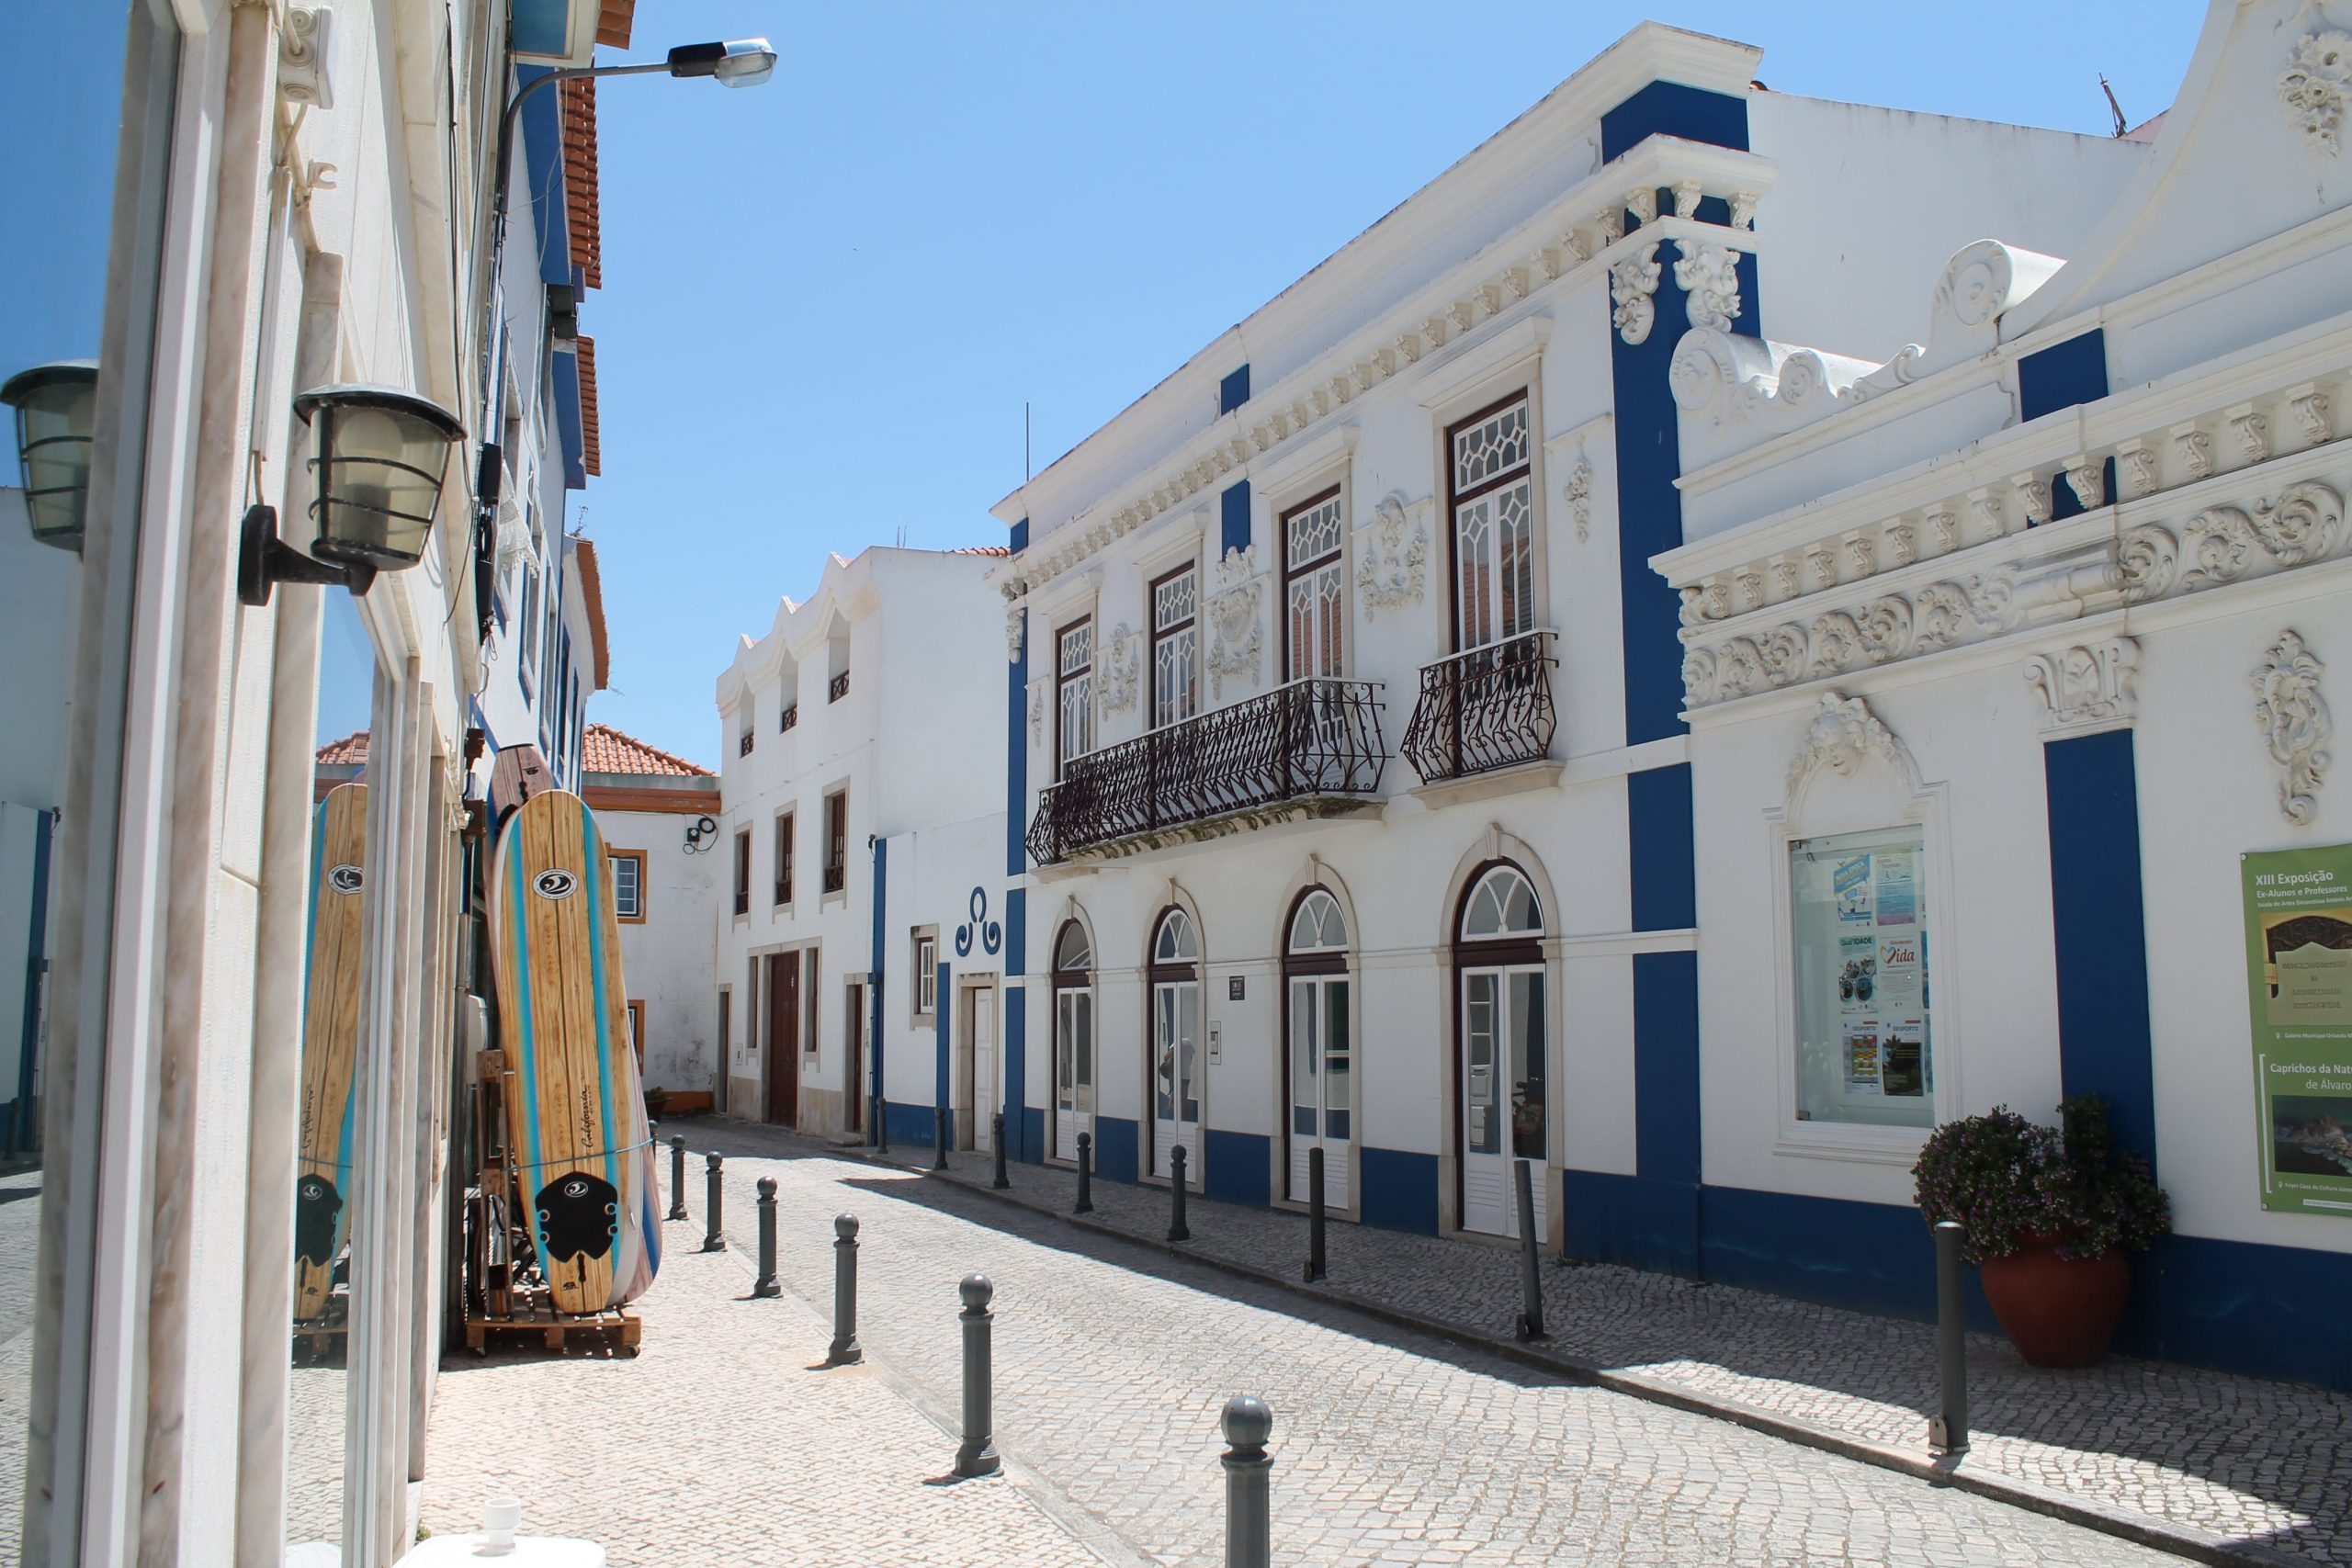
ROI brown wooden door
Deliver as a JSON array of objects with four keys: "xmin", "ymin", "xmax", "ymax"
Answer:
[{"xmin": 767, "ymin": 953, "xmax": 800, "ymax": 1125}]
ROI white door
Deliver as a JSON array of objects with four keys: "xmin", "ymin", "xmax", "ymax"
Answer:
[
  {"xmin": 1151, "ymin": 979, "xmax": 1202, "ymax": 1182},
  {"xmin": 1460, "ymin": 965, "xmax": 1547, "ymax": 1239},
  {"xmin": 1286, "ymin": 976, "xmax": 1352, "ymax": 1208},
  {"xmin": 972, "ymin": 987, "xmax": 997, "ymax": 1151},
  {"xmin": 1055, "ymin": 987, "xmax": 1094, "ymax": 1160}
]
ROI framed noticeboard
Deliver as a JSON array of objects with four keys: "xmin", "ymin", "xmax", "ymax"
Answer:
[{"xmin": 2243, "ymin": 842, "xmax": 2352, "ymax": 1216}]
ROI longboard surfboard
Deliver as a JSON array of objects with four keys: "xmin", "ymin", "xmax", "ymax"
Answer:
[
  {"xmin": 489, "ymin": 788, "xmax": 661, "ymax": 1314},
  {"xmin": 295, "ymin": 783, "xmax": 368, "ymax": 1322}
]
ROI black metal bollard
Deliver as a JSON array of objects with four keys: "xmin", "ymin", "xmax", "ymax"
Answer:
[
  {"xmin": 1303, "ymin": 1145, "xmax": 1327, "ymax": 1283},
  {"xmin": 703, "ymin": 1151, "xmax": 726, "ymax": 1252},
  {"xmin": 668, "ymin": 1134, "xmax": 689, "ymax": 1221},
  {"xmin": 1168, "ymin": 1144, "xmax": 1192, "ymax": 1242},
  {"xmin": 826, "ymin": 1213, "xmax": 863, "ymax": 1365},
  {"xmin": 1513, "ymin": 1158, "xmax": 1546, "ymax": 1341},
  {"xmin": 1221, "ymin": 1395, "xmax": 1272, "ymax": 1568},
  {"xmin": 954, "ymin": 1274, "xmax": 1000, "ymax": 1478},
  {"xmin": 752, "ymin": 1177, "xmax": 782, "ymax": 1297},
  {"xmin": 992, "ymin": 1111, "xmax": 1011, "ymax": 1190},
  {"xmin": 1930, "ymin": 1219, "xmax": 1970, "ymax": 1454},
  {"xmin": 935, "ymin": 1106, "xmax": 950, "ymax": 1170},
  {"xmin": 1074, "ymin": 1132, "xmax": 1093, "ymax": 1213}
]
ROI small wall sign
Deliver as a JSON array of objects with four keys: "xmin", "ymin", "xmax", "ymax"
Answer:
[{"xmin": 1227, "ymin": 976, "xmax": 1244, "ymax": 1000}]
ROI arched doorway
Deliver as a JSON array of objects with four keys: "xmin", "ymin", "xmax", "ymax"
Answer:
[
  {"xmin": 1455, "ymin": 863, "xmax": 1546, "ymax": 1238},
  {"xmin": 1051, "ymin": 918, "xmax": 1094, "ymax": 1161},
  {"xmin": 1147, "ymin": 907, "xmax": 1202, "ymax": 1184},
  {"xmin": 1283, "ymin": 888, "xmax": 1352, "ymax": 1207}
]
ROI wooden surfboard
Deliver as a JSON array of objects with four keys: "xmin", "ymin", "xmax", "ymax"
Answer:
[
  {"xmin": 295, "ymin": 783, "xmax": 368, "ymax": 1322},
  {"xmin": 490, "ymin": 789, "xmax": 662, "ymax": 1314}
]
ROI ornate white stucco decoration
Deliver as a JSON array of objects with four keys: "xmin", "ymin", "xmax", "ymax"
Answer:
[
  {"xmin": 1611, "ymin": 243, "xmax": 1662, "ymax": 345},
  {"xmin": 2181, "ymin": 483, "xmax": 2346, "ymax": 589},
  {"xmin": 2278, "ymin": 29, "xmax": 2352, "ymax": 155},
  {"xmin": 1206, "ymin": 544, "xmax": 1263, "ymax": 699},
  {"xmin": 1100, "ymin": 622, "xmax": 1138, "ymax": 712},
  {"xmin": 1563, "ymin": 444, "xmax": 1593, "ymax": 544},
  {"xmin": 1005, "ymin": 607, "xmax": 1024, "ymax": 665},
  {"xmin": 2254, "ymin": 630, "xmax": 2330, "ymax": 825},
  {"xmin": 1786, "ymin": 692, "xmax": 1907, "ymax": 805},
  {"xmin": 2024, "ymin": 638, "xmax": 2140, "ymax": 735},
  {"xmin": 1673, "ymin": 241, "xmax": 1741, "ymax": 333},
  {"xmin": 1356, "ymin": 493, "xmax": 1427, "ymax": 619},
  {"xmin": 1028, "ymin": 682, "xmax": 1044, "ymax": 748}
]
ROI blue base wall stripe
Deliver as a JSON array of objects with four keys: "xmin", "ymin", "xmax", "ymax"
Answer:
[
  {"xmin": 1359, "ymin": 1146, "xmax": 1440, "ymax": 1235},
  {"xmin": 1204, "ymin": 1129, "xmax": 1271, "ymax": 1208},
  {"xmin": 2043, "ymin": 730, "xmax": 2159, "ymax": 1165},
  {"xmin": 883, "ymin": 1100, "xmax": 936, "ymax": 1149},
  {"xmin": 1627, "ymin": 764, "xmax": 1695, "ymax": 932},
  {"xmin": 1092, "ymin": 1115, "xmax": 1140, "ymax": 1184},
  {"xmin": 1022, "ymin": 1107, "xmax": 1046, "ymax": 1166}
]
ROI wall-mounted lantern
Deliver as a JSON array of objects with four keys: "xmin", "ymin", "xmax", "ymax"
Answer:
[
  {"xmin": 240, "ymin": 383, "xmax": 464, "ymax": 606},
  {"xmin": 1, "ymin": 359, "xmax": 99, "ymax": 553}
]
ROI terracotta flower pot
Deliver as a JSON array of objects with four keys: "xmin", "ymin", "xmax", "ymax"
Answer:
[{"xmin": 1979, "ymin": 1235, "xmax": 2132, "ymax": 1368}]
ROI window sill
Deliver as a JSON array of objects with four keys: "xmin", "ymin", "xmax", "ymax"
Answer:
[
  {"xmin": 1772, "ymin": 1124, "xmax": 1930, "ymax": 1167},
  {"xmin": 821, "ymin": 891, "xmax": 848, "ymax": 912},
  {"xmin": 1402, "ymin": 757, "xmax": 1563, "ymax": 813}
]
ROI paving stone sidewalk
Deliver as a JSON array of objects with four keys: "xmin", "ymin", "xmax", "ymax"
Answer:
[
  {"xmin": 686, "ymin": 1122, "xmax": 2347, "ymax": 1567},
  {"xmin": 704, "ymin": 1139, "xmax": 2183, "ymax": 1567},
  {"xmin": 417, "ymin": 1221, "xmax": 1135, "ymax": 1566}
]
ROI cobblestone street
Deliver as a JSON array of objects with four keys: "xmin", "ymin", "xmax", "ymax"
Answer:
[{"xmin": 422, "ymin": 1126, "xmax": 2214, "ymax": 1565}]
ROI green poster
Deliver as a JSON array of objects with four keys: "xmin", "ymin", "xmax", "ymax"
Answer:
[{"xmin": 2243, "ymin": 842, "xmax": 2352, "ymax": 1216}]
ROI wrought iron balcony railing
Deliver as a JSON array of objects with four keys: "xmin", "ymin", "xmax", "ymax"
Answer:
[
  {"xmin": 1027, "ymin": 678, "xmax": 1385, "ymax": 865},
  {"xmin": 1400, "ymin": 629, "xmax": 1557, "ymax": 784},
  {"xmin": 829, "ymin": 670, "xmax": 850, "ymax": 703},
  {"xmin": 780, "ymin": 702, "xmax": 798, "ymax": 732}
]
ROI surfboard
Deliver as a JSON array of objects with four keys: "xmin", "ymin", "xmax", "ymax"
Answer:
[
  {"xmin": 295, "ymin": 782, "xmax": 368, "ymax": 1322},
  {"xmin": 490, "ymin": 788, "xmax": 661, "ymax": 1314}
]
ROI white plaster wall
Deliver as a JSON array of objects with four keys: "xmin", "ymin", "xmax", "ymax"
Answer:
[
  {"xmin": 876, "ymin": 812, "xmax": 1008, "ymax": 1127},
  {"xmin": 600, "ymin": 806, "xmax": 721, "ymax": 1098},
  {"xmin": 1749, "ymin": 96, "xmax": 2145, "ymax": 367},
  {"xmin": 2134, "ymin": 581, "xmax": 2352, "ymax": 1257}
]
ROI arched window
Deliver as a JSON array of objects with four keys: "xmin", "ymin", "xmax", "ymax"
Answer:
[
  {"xmin": 1453, "ymin": 859, "xmax": 1547, "ymax": 1239},
  {"xmin": 1283, "ymin": 887, "xmax": 1353, "ymax": 1208},
  {"xmin": 1051, "ymin": 919, "xmax": 1094, "ymax": 1162},
  {"xmin": 1287, "ymin": 888, "xmax": 1347, "ymax": 954},
  {"xmin": 1152, "ymin": 907, "xmax": 1199, "ymax": 966},
  {"xmin": 1148, "ymin": 907, "xmax": 1202, "ymax": 1182},
  {"xmin": 1460, "ymin": 864, "xmax": 1542, "ymax": 941}
]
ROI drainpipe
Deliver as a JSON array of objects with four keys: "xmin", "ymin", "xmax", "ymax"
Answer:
[{"xmin": 866, "ymin": 835, "xmax": 886, "ymax": 1145}]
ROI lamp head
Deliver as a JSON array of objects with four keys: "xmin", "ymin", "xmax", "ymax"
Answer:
[
  {"xmin": 1, "ymin": 359, "xmax": 99, "ymax": 552},
  {"xmin": 667, "ymin": 38, "xmax": 775, "ymax": 88}
]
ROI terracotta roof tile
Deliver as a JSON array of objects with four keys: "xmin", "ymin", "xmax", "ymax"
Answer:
[
  {"xmin": 316, "ymin": 729, "xmax": 368, "ymax": 765},
  {"xmin": 954, "ymin": 545, "xmax": 1012, "ymax": 557},
  {"xmin": 577, "ymin": 334, "xmax": 601, "ymax": 477},
  {"xmin": 595, "ymin": 1, "xmax": 636, "ymax": 49},
  {"xmin": 560, "ymin": 77, "xmax": 601, "ymax": 288},
  {"xmin": 582, "ymin": 724, "xmax": 714, "ymax": 778}
]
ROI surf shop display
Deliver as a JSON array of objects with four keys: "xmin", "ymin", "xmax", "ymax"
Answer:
[
  {"xmin": 295, "ymin": 783, "xmax": 368, "ymax": 1323},
  {"xmin": 489, "ymin": 788, "xmax": 662, "ymax": 1314}
]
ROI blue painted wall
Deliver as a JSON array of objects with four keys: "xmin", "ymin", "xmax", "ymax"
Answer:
[
  {"xmin": 1627, "ymin": 764, "xmax": 1695, "ymax": 931},
  {"xmin": 868, "ymin": 835, "xmax": 888, "ymax": 1142},
  {"xmin": 933, "ymin": 960, "xmax": 951, "ymax": 1110},
  {"xmin": 1218, "ymin": 364, "xmax": 1250, "ymax": 414},
  {"xmin": 1205, "ymin": 1129, "xmax": 1271, "ymax": 1208},
  {"xmin": 1359, "ymin": 1146, "xmax": 1440, "ymax": 1235},
  {"xmin": 2043, "ymin": 729, "xmax": 2158, "ymax": 1165},
  {"xmin": 1092, "ymin": 1115, "xmax": 1140, "ymax": 1184},
  {"xmin": 1004, "ymin": 886, "xmax": 1028, "ymax": 1161},
  {"xmin": 1220, "ymin": 481, "xmax": 1251, "ymax": 558},
  {"xmin": 883, "ymin": 1100, "xmax": 935, "ymax": 1148},
  {"xmin": 2017, "ymin": 328, "xmax": 2109, "ymax": 424},
  {"xmin": 1600, "ymin": 81, "xmax": 1748, "ymax": 162}
]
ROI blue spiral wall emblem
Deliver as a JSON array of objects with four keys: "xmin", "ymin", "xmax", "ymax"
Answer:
[{"xmin": 956, "ymin": 886, "xmax": 1001, "ymax": 958}]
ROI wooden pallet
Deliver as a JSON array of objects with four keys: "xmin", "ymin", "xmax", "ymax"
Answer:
[
  {"xmin": 463, "ymin": 1292, "xmax": 640, "ymax": 1357},
  {"xmin": 292, "ymin": 1313, "xmax": 347, "ymax": 1362}
]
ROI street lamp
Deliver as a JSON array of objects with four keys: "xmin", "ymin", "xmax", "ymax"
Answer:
[
  {"xmin": 466, "ymin": 38, "xmax": 776, "ymax": 637},
  {"xmin": 238, "ymin": 383, "xmax": 465, "ymax": 606},
  {"xmin": 1, "ymin": 359, "xmax": 99, "ymax": 552}
]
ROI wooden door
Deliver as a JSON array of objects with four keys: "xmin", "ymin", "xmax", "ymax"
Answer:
[
  {"xmin": 772, "ymin": 955, "xmax": 802, "ymax": 1124},
  {"xmin": 845, "ymin": 982, "xmax": 866, "ymax": 1133}
]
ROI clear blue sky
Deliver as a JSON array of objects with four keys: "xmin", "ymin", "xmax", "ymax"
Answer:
[{"xmin": 514, "ymin": 1, "xmax": 2204, "ymax": 767}]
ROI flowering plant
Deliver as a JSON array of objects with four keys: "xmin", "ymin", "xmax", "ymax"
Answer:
[{"xmin": 1912, "ymin": 1096, "xmax": 2169, "ymax": 1264}]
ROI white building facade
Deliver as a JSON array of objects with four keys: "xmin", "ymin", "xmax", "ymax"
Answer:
[
  {"xmin": 1660, "ymin": 0, "xmax": 2352, "ymax": 1388},
  {"xmin": 712, "ymin": 547, "xmax": 1007, "ymax": 1144},
  {"xmin": 579, "ymin": 726, "xmax": 721, "ymax": 1111},
  {"xmin": 986, "ymin": 25, "xmax": 2149, "ymax": 1257}
]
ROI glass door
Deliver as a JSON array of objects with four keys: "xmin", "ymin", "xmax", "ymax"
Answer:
[
  {"xmin": 1459, "ymin": 965, "xmax": 1546, "ymax": 1238},
  {"xmin": 1150, "ymin": 979, "xmax": 1201, "ymax": 1182},
  {"xmin": 1055, "ymin": 987, "xmax": 1092, "ymax": 1160},
  {"xmin": 1286, "ymin": 976, "xmax": 1351, "ymax": 1207}
]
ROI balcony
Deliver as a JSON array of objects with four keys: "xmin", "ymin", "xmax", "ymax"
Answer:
[
  {"xmin": 737, "ymin": 730, "xmax": 754, "ymax": 758},
  {"xmin": 1400, "ymin": 630, "xmax": 1557, "ymax": 785},
  {"xmin": 822, "ymin": 856, "xmax": 845, "ymax": 895},
  {"xmin": 780, "ymin": 703, "xmax": 798, "ymax": 732},
  {"xmin": 1027, "ymin": 678, "xmax": 1385, "ymax": 866},
  {"xmin": 829, "ymin": 670, "xmax": 850, "ymax": 703}
]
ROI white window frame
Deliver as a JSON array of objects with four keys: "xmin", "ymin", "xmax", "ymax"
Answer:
[
  {"xmin": 1281, "ymin": 486, "xmax": 1347, "ymax": 682},
  {"xmin": 1057, "ymin": 616, "xmax": 1094, "ymax": 774},
  {"xmin": 1150, "ymin": 563, "xmax": 1199, "ymax": 730},
  {"xmin": 911, "ymin": 929, "xmax": 939, "ymax": 1024}
]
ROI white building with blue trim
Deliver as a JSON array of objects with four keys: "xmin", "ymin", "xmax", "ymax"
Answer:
[
  {"xmin": 1660, "ymin": 0, "xmax": 2352, "ymax": 1388},
  {"xmin": 979, "ymin": 23, "xmax": 2149, "ymax": 1258}
]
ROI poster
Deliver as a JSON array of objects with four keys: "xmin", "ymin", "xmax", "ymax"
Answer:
[
  {"xmin": 1835, "ymin": 854, "xmax": 1873, "ymax": 922},
  {"xmin": 1844, "ymin": 1023, "xmax": 1881, "ymax": 1090},
  {"xmin": 1873, "ymin": 850, "xmax": 1917, "ymax": 928},
  {"xmin": 2242, "ymin": 842, "xmax": 2352, "ymax": 1217}
]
